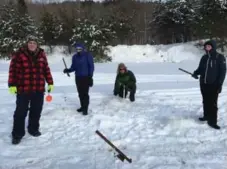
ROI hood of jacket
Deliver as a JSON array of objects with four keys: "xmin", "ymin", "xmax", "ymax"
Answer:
[
  {"xmin": 74, "ymin": 43, "xmax": 86, "ymax": 50},
  {"xmin": 204, "ymin": 40, "xmax": 217, "ymax": 54}
]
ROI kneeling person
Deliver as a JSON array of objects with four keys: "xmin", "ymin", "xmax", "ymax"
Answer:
[{"xmin": 113, "ymin": 63, "xmax": 136, "ymax": 102}]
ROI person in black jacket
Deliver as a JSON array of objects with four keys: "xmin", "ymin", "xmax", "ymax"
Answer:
[
  {"xmin": 192, "ymin": 40, "xmax": 226, "ymax": 129},
  {"xmin": 113, "ymin": 63, "xmax": 136, "ymax": 102}
]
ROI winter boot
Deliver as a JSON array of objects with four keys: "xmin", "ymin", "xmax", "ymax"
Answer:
[
  {"xmin": 28, "ymin": 130, "xmax": 42, "ymax": 137},
  {"xmin": 77, "ymin": 107, "xmax": 83, "ymax": 112},
  {"xmin": 12, "ymin": 137, "xmax": 22, "ymax": 145},
  {"xmin": 83, "ymin": 110, "xmax": 88, "ymax": 115},
  {"xmin": 82, "ymin": 107, "xmax": 88, "ymax": 115},
  {"xmin": 208, "ymin": 122, "xmax": 220, "ymax": 130},
  {"xmin": 199, "ymin": 117, "xmax": 207, "ymax": 121},
  {"xmin": 129, "ymin": 92, "xmax": 135, "ymax": 102}
]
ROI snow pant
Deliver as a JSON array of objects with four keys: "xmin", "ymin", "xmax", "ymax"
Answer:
[
  {"xmin": 118, "ymin": 84, "xmax": 136, "ymax": 101},
  {"xmin": 12, "ymin": 92, "xmax": 44, "ymax": 138},
  {"xmin": 76, "ymin": 76, "xmax": 90, "ymax": 112},
  {"xmin": 200, "ymin": 83, "xmax": 219, "ymax": 125}
]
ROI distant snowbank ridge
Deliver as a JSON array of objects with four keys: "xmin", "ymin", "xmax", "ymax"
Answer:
[
  {"xmin": 107, "ymin": 43, "xmax": 204, "ymax": 63},
  {"xmin": 0, "ymin": 42, "xmax": 210, "ymax": 64},
  {"xmin": 43, "ymin": 42, "xmax": 205, "ymax": 64}
]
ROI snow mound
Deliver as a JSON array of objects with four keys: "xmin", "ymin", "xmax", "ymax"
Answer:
[
  {"xmin": 0, "ymin": 42, "xmax": 205, "ymax": 65},
  {"xmin": 41, "ymin": 46, "xmax": 71, "ymax": 65},
  {"xmin": 108, "ymin": 43, "xmax": 203, "ymax": 63}
]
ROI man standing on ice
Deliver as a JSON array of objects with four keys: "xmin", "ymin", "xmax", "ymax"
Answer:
[
  {"xmin": 63, "ymin": 43, "xmax": 94, "ymax": 115},
  {"xmin": 192, "ymin": 40, "xmax": 226, "ymax": 129},
  {"xmin": 8, "ymin": 35, "xmax": 54, "ymax": 144}
]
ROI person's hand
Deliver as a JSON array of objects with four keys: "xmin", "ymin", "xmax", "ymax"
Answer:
[
  {"xmin": 191, "ymin": 72, "xmax": 198, "ymax": 79},
  {"xmin": 89, "ymin": 77, "xmax": 93, "ymax": 87},
  {"xmin": 113, "ymin": 91, "xmax": 118, "ymax": 96},
  {"xmin": 217, "ymin": 84, "xmax": 222, "ymax": 93},
  {"xmin": 48, "ymin": 84, "xmax": 54, "ymax": 93},
  {"xmin": 9, "ymin": 86, "xmax": 17, "ymax": 94},
  {"xmin": 63, "ymin": 68, "xmax": 69, "ymax": 74}
]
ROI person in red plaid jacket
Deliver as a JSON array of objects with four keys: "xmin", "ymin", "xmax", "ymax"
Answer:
[{"xmin": 8, "ymin": 35, "xmax": 54, "ymax": 145}]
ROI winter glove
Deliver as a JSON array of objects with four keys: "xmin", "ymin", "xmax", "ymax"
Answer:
[
  {"xmin": 47, "ymin": 84, "xmax": 54, "ymax": 93},
  {"xmin": 113, "ymin": 90, "xmax": 118, "ymax": 96},
  {"xmin": 9, "ymin": 86, "xmax": 17, "ymax": 94},
  {"xmin": 191, "ymin": 72, "xmax": 198, "ymax": 79},
  {"xmin": 217, "ymin": 84, "xmax": 222, "ymax": 93},
  {"xmin": 89, "ymin": 76, "xmax": 93, "ymax": 87},
  {"xmin": 63, "ymin": 68, "xmax": 70, "ymax": 74}
]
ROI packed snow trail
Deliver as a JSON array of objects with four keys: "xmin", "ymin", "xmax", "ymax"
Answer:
[{"xmin": 0, "ymin": 62, "xmax": 226, "ymax": 169}]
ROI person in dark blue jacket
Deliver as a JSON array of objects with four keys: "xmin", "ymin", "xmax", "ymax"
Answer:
[
  {"xmin": 63, "ymin": 43, "xmax": 94, "ymax": 115},
  {"xmin": 192, "ymin": 40, "xmax": 226, "ymax": 129}
]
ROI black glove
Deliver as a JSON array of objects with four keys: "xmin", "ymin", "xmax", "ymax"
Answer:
[
  {"xmin": 89, "ymin": 76, "xmax": 93, "ymax": 87},
  {"xmin": 217, "ymin": 84, "xmax": 222, "ymax": 93},
  {"xmin": 191, "ymin": 72, "xmax": 198, "ymax": 79},
  {"xmin": 113, "ymin": 90, "xmax": 118, "ymax": 96},
  {"xmin": 63, "ymin": 68, "xmax": 69, "ymax": 74}
]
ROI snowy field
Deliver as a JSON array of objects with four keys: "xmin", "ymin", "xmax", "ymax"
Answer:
[{"xmin": 0, "ymin": 43, "xmax": 227, "ymax": 169}]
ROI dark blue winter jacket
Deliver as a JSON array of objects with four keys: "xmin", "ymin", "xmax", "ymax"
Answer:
[
  {"xmin": 68, "ymin": 43, "xmax": 94, "ymax": 77},
  {"xmin": 194, "ymin": 40, "xmax": 226, "ymax": 86}
]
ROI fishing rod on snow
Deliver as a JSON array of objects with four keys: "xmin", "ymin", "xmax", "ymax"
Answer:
[{"xmin": 95, "ymin": 130, "xmax": 132, "ymax": 163}]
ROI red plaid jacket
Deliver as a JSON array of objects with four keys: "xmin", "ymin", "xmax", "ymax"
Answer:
[{"xmin": 8, "ymin": 47, "xmax": 53, "ymax": 94}]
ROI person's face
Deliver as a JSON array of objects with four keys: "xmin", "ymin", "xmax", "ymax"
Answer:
[
  {"xmin": 76, "ymin": 47, "xmax": 83, "ymax": 53},
  {"xmin": 205, "ymin": 44, "xmax": 212, "ymax": 51},
  {"xmin": 119, "ymin": 67, "xmax": 126, "ymax": 74},
  {"xmin": 27, "ymin": 41, "xmax": 38, "ymax": 52}
]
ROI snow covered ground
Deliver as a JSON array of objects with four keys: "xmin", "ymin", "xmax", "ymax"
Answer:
[{"xmin": 0, "ymin": 44, "xmax": 227, "ymax": 169}]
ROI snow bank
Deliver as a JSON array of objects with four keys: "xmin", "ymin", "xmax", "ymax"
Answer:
[
  {"xmin": 0, "ymin": 58, "xmax": 10, "ymax": 64},
  {"xmin": 41, "ymin": 46, "xmax": 72, "ymax": 65},
  {"xmin": 0, "ymin": 42, "xmax": 205, "ymax": 65},
  {"xmin": 107, "ymin": 42, "xmax": 204, "ymax": 63},
  {"xmin": 46, "ymin": 42, "xmax": 204, "ymax": 64}
]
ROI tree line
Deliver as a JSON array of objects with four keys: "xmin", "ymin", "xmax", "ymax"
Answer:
[{"xmin": 0, "ymin": 0, "xmax": 226, "ymax": 61}]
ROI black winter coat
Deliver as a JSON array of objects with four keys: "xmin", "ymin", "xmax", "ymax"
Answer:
[{"xmin": 194, "ymin": 40, "xmax": 226, "ymax": 86}]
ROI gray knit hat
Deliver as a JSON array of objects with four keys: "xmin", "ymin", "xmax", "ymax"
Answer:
[{"xmin": 26, "ymin": 35, "xmax": 39, "ymax": 43}]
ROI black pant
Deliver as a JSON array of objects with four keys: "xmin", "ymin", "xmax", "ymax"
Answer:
[
  {"xmin": 76, "ymin": 76, "xmax": 90, "ymax": 111},
  {"xmin": 118, "ymin": 84, "xmax": 136, "ymax": 101},
  {"xmin": 12, "ymin": 93, "xmax": 44, "ymax": 138},
  {"xmin": 200, "ymin": 83, "xmax": 219, "ymax": 125}
]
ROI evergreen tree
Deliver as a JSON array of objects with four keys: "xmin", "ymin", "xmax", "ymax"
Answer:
[
  {"xmin": 97, "ymin": 18, "xmax": 116, "ymax": 46},
  {"xmin": 70, "ymin": 18, "xmax": 116, "ymax": 62},
  {"xmin": 39, "ymin": 11, "xmax": 63, "ymax": 52},
  {"xmin": 108, "ymin": 13, "xmax": 135, "ymax": 44},
  {"xmin": 58, "ymin": 7, "xmax": 75, "ymax": 53},
  {"xmin": 152, "ymin": 0, "xmax": 199, "ymax": 43},
  {"xmin": 197, "ymin": 0, "xmax": 221, "ymax": 38},
  {"xmin": 0, "ymin": 3, "xmax": 42, "ymax": 58},
  {"xmin": 17, "ymin": 0, "xmax": 28, "ymax": 16},
  {"xmin": 107, "ymin": 1, "xmax": 136, "ymax": 44},
  {"xmin": 219, "ymin": 0, "xmax": 227, "ymax": 9},
  {"xmin": 196, "ymin": 0, "xmax": 227, "ymax": 51}
]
